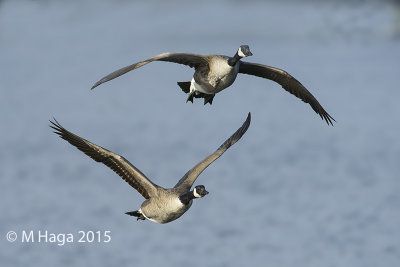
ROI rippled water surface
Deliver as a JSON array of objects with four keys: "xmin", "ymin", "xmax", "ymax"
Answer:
[{"xmin": 1, "ymin": 0, "xmax": 400, "ymax": 266}]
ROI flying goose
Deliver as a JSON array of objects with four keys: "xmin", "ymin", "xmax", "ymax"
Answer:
[
  {"xmin": 50, "ymin": 113, "xmax": 250, "ymax": 224},
  {"xmin": 91, "ymin": 45, "xmax": 334, "ymax": 125}
]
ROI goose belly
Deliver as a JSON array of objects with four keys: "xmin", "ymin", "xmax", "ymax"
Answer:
[
  {"xmin": 192, "ymin": 59, "xmax": 239, "ymax": 94},
  {"xmin": 141, "ymin": 198, "xmax": 192, "ymax": 224}
]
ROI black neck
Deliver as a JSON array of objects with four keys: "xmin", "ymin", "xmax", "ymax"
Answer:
[
  {"xmin": 179, "ymin": 191, "xmax": 195, "ymax": 205},
  {"xmin": 228, "ymin": 52, "xmax": 241, "ymax": 66}
]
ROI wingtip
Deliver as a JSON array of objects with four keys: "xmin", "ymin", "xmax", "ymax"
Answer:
[
  {"xmin": 49, "ymin": 118, "xmax": 63, "ymax": 135},
  {"xmin": 326, "ymin": 118, "xmax": 334, "ymax": 127},
  {"xmin": 315, "ymin": 105, "xmax": 335, "ymax": 126},
  {"xmin": 324, "ymin": 113, "xmax": 336, "ymax": 127},
  {"xmin": 233, "ymin": 112, "xmax": 251, "ymax": 141},
  {"xmin": 49, "ymin": 117, "xmax": 58, "ymax": 128},
  {"xmin": 91, "ymin": 81, "xmax": 100, "ymax": 90},
  {"xmin": 244, "ymin": 112, "xmax": 251, "ymax": 129},
  {"xmin": 329, "ymin": 116, "xmax": 336, "ymax": 126}
]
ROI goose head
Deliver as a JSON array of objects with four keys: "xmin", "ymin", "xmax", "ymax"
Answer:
[
  {"xmin": 237, "ymin": 45, "xmax": 253, "ymax": 58},
  {"xmin": 228, "ymin": 45, "xmax": 253, "ymax": 66},
  {"xmin": 193, "ymin": 185, "xmax": 209, "ymax": 198}
]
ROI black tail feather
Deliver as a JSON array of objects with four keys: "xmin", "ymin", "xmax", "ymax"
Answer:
[
  {"xmin": 125, "ymin": 210, "xmax": 145, "ymax": 221},
  {"xmin": 177, "ymin": 81, "xmax": 191, "ymax": 93}
]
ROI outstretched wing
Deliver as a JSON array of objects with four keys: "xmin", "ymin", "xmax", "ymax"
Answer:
[
  {"xmin": 239, "ymin": 61, "xmax": 334, "ymax": 125},
  {"xmin": 174, "ymin": 113, "xmax": 251, "ymax": 191},
  {"xmin": 50, "ymin": 119, "xmax": 158, "ymax": 199},
  {"xmin": 91, "ymin": 52, "xmax": 207, "ymax": 89}
]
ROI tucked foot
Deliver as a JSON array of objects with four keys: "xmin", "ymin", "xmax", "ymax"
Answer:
[
  {"xmin": 125, "ymin": 210, "xmax": 145, "ymax": 221},
  {"xmin": 186, "ymin": 91, "xmax": 214, "ymax": 104},
  {"xmin": 203, "ymin": 94, "xmax": 215, "ymax": 105},
  {"xmin": 186, "ymin": 93, "xmax": 194, "ymax": 103}
]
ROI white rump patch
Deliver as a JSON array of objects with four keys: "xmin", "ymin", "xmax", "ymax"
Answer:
[
  {"xmin": 190, "ymin": 78, "xmax": 208, "ymax": 94},
  {"xmin": 139, "ymin": 209, "xmax": 158, "ymax": 223}
]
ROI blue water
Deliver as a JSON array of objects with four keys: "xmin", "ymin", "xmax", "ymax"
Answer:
[{"xmin": 1, "ymin": 0, "xmax": 400, "ymax": 266}]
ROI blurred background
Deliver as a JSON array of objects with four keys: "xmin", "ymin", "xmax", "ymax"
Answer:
[{"xmin": 1, "ymin": 0, "xmax": 399, "ymax": 266}]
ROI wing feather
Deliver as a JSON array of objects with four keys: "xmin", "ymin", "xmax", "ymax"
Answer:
[
  {"xmin": 91, "ymin": 52, "xmax": 207, "ymax": 89},
  {"xmin": 174, "ymin": 113, "xmax": 251, "ymax": 191},
  {"xmin": 50, "ymin": 119, "xmax": 158, "ymax": 199},
  {"xmin": 239, "ymin": 62, "xmax": 334, "ymax": 125}
]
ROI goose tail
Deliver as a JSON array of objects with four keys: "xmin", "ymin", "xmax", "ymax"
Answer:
[{"xmin": 177, "ymin": 81, "xmax": 191, "ymax": 93}]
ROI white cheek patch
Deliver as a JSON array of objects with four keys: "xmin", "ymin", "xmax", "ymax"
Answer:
[
  {"xmin": 193, "ymin": 188, "xmax": 202, "ymax": 198},
  {"xmin": 238, "ymin": 47, "xmax": 246, "ymax": 58}
]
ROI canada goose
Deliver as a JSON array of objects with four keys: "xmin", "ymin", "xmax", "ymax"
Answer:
[
  {"xmin": 50, "ymin": 113, "xmax": 250, "ymax": 224},
  {"xmin": 91, "ymin": 45, "xmax": 334, "ymax": 125}
]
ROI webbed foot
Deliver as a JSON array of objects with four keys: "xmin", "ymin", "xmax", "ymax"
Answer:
[
  {"xmin": 186, "ymin": 93, "xmax": 194, "ymax": 103},
  {"xmin": 203, "ymin": 94, "xmax": 215, "ymax": 105}
]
